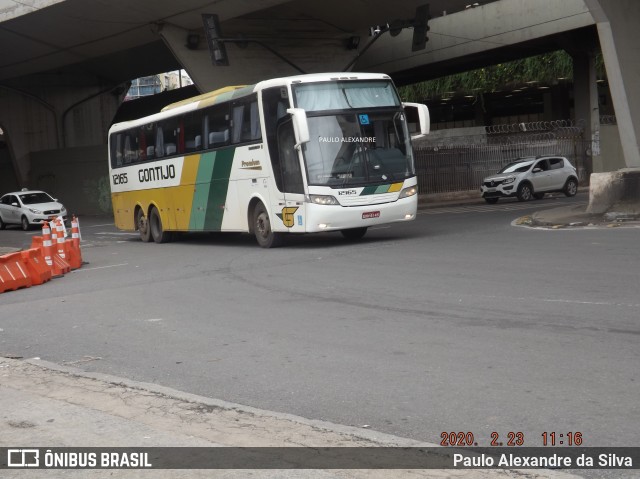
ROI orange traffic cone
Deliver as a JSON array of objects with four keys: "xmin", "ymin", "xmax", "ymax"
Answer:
[
  {"xmin": 66, "ymin": 216, "xmax": 83, "ymax": 270},
  {"xmin": 42, "ymin": 221, "xmax": 54, "ymax": 268},
  {"xmin": 48, "ymin": 220, "xmax": 69, "ymax": 276}
]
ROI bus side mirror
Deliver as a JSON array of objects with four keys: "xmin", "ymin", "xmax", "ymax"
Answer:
[
  {"xmin": 402, "ymin": 102, "xmax": 430, "ymax": 140},
  {"xmin": 287, "ymin": 108, "xmax": 310, "ymax": 149}
]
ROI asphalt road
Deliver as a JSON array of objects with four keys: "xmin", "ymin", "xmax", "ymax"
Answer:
[{"xmin": 1, "ymin": 193, "xmax": 639, "ymax": 476}]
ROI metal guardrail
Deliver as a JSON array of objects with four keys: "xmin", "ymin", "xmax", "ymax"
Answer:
[{"xmin": 414, "ymin": 133, "xmax": 590, "ymax": 195}]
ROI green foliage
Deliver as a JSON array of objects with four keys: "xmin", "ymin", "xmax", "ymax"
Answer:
[{"xmin": 399, "ymin": 50, "xmax": 605, "ymax": 102}]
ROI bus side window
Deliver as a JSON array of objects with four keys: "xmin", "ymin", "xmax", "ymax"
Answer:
[
  {"xmin": 249, "ymin": 101, "xmax": 261, "ymax": 140},
  {"xmin": 202, "ymin": 105, "xmax": 229, "ymax": 150},
  {"xmin": 184, "ymin": 110, "xmax": 203, "ymax": 152},
  {"xmin": 155, "ymin": 126, "xmax": 164, "ymax": 157},
  {"xmin": 231, "ymin": 97, "xmax": 261, "ymax": 144},
  {"xmin": 278, "ymin": 119, "xmax": 304, "ymax": 194},
  {"xmin": 261, "ymin": 87, "xmax": 289, "ymax": 191},
  {"xmin": 124, "ymin": 135, "xmax": 136, "ymax": 164},
  {"xmin": 111, "ymin": 133, "xmax": 123, "ymax": 167},
  {"xmin": 138, "ymin": 128, "xmax": 147, "ymax": 160},
  {"xmin": 231, "ymin": 104, "xmax": 244, "ymax": 143},
  {"xmin": 160, "ymin": 118, "xmax": 179, "ymax": 156}
]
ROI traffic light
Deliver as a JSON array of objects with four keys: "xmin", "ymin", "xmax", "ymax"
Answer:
[
  {"xmin": 412, "ymin": 4, "xmax": 431, "ymax": 52},
  {"xmin": 202, "ymin": 14, "xmax": 228, "ymax": 66}
]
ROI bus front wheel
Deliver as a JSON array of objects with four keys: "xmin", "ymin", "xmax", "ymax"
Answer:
[
  {"xmin": 136, "ymin": 208, "xmax": 151, "ymax": 242},
  {"xmin": 253, "ymin": 203, "xmax": 283, "ymax": 248},
  {"xmin": 149, "ymin": 207, "xmax": 172, "ymax": 243},
  {"xmin": 341, "ymin": 227, "xmax": 367, "ymax": 241}
]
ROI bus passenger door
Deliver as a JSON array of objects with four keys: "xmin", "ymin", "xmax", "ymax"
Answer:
[{"xmin": 276, "ymin": 118, "xmax": 306, "ymax": 233}]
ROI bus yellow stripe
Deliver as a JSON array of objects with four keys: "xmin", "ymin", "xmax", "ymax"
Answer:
[{"xmin": 388, "ymin": 182, "xmax": 403, "ymax": 192}]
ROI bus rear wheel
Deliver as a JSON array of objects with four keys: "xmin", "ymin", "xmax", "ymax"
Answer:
[
  {"xmin": 253, "ymin": 203, "xmax": 283, "ymax": 248},
  {"xmin": 341, "ymin": 227, "xmax": 368, "ymax": 240},
  {"xmin": 149, "ymin": 207, "xmax": 172, "ymax": 243},
  {"xmin": 136, "ymin": 208, "xmax": 151, "ymax": 242}
]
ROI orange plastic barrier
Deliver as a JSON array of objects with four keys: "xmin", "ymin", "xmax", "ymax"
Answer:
[
  {"xmin": 20, "ymin": 248, "xmax": 52, "ymax": 285},
  {"xmin": 0, "ymin": 217, "xmax": 85, "ymax": 294},
  {"xmin": 0, "ymin": 252, "xmax": 32, "ymax": 293}
]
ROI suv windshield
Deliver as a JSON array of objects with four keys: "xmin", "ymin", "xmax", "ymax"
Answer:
[
  {"xmin": 498, "ymin": 160, "xmax": 534, "ymax": 174},
  {"xmin": 19, "ymin": 192, "xmax": 54, "ymax": 204}
]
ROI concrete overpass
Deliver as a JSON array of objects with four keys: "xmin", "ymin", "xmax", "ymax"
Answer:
[{"xmin": 0, "ymin": 0, "xmax": 638, "ymax": 214}]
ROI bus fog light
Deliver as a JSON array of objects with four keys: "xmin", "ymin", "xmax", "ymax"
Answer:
[
  {"xmin": 399, "ymin": 186, "xmax": 417, "ymax": 199},
  {"xmin": 405, "ymin": 214, "xmax": 415, "ymax": 220},
  {"xmin": 318, "ymin": 223, "xmax": 329, "ymax": 229}
]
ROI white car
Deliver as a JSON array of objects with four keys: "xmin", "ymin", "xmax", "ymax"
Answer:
[
  {"xmin": 0, "ymin": 189, "xmax": 68, "ymax": 231},
  {"xmin": 480, "ymin": 155, "xmax": 579, "ymax": 203}
]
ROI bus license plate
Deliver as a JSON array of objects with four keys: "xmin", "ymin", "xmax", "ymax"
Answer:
[{"xmin": 362, "ymin": 211, "xmax": 380, "ymax": 219}]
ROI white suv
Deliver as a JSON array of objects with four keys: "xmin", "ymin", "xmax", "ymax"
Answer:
[{"xmin": 480, "ymin": 156, "xmax": 578, "ymax": 203}]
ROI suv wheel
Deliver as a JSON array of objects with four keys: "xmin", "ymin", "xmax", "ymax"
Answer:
[{"xmin": 517, "ymin": 183, "xmax": 533, "ymax": 202}]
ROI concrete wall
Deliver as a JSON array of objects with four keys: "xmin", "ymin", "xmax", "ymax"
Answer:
[
  {"xmin": 29, "ymin": 145, "xmax": 112, "ymax": 216},
  {"xmin": 0, "ymin": 141, "xmax": 18, "ymax": 193},
  {"xmin": 0, "ymin": 76, "xmax": 123, "ymax": 185}
]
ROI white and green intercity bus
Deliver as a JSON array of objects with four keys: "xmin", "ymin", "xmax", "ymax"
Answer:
[{"xmin": 108, "ymin": 72, "xmax": 429, "ymax": 247}]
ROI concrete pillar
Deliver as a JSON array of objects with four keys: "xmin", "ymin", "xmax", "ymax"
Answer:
[
  {"xmin": 584, "ymin": 0, "xmax": 640, "ymax": 168},
  {"xmin": 572, "ymin": 50, "xmax": 600, "ymax": 175}
]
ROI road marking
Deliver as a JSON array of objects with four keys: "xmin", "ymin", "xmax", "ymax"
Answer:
[
  {"xmin": 95, "ymin": 232, "xmax": 139, "ymax": 236},
  {"xmin": 71, "ymin": 263, "xmax": 129, "ymax": 272},
  {"xmin": 419, "ymin": 201, "xmax": 587, "ymax": 215}
]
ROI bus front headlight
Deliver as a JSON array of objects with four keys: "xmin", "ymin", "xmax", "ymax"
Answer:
[
  {"xmin": 309, "ymin": 195, "xmax": 339, "ymax": 205},
  {"xmin": 398, "ymin": 186, "xmax": 418, "ymax": 199}
]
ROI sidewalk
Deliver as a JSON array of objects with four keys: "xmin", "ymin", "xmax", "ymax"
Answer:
[
  {"xmin": 0, "ymin": 358, "xmax": 581, "ymax": 478},
  {"xmin": 517, "ymin": 202, "xmax": 640, "ymax": 228}
]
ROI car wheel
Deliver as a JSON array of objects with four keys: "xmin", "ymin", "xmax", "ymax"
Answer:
[
  {"xmin": 517, "ymin": 183, "xmax": 533, "ymax": 202},
  {"xmin": 21, "ymin": 215, "xmax": 31, "ymax": 231},
  {"xmin": 0, "ymin": 215, "xmax": 5, "ymax": 230},
  {"xmin": 136, "ymin": 208, "xmax": 151, "ymax": 242},
  {"xmin": 533, "ymin": 192, "xmax": 545, "ymax": 200},
  {"xmin": 254, "ymin": 202, "xmax": 283, "ymax": 248},
  {"xmin": 484, "ymin": 197, "xmax": 499, "ymax": 204},
  {"xmin": 341, "ymin": 227, "xmax": 368, "ymax": 240},
  {"xmin": 564, "ymin": 178, "xmax": 578, "ymax": 197},
  {"xmin": 149, "ymin": 207, "xmax": 172, "ymax": 243}
]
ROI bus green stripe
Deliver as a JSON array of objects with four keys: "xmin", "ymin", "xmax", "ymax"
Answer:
[{"xmin": 203, "ymin": 148, "xmax": 235, "ymax": 230}]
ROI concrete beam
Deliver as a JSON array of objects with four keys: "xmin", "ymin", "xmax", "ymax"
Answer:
[
  {"xmin": 158, "ymin": 23, "xmax": 361, "ymax": 92},
  {"xmin": 356, "ymin": 0, "xmax": 593, "ymax": 77}
]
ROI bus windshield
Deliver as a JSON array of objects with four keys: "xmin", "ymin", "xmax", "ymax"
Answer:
[
  {"xmin": 301, "ymin": 111, "xmax": 414, "ymax": 187},
  {"xmin": 293, "ymin": 80, "xmax": 413, "ymax": 187}
]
